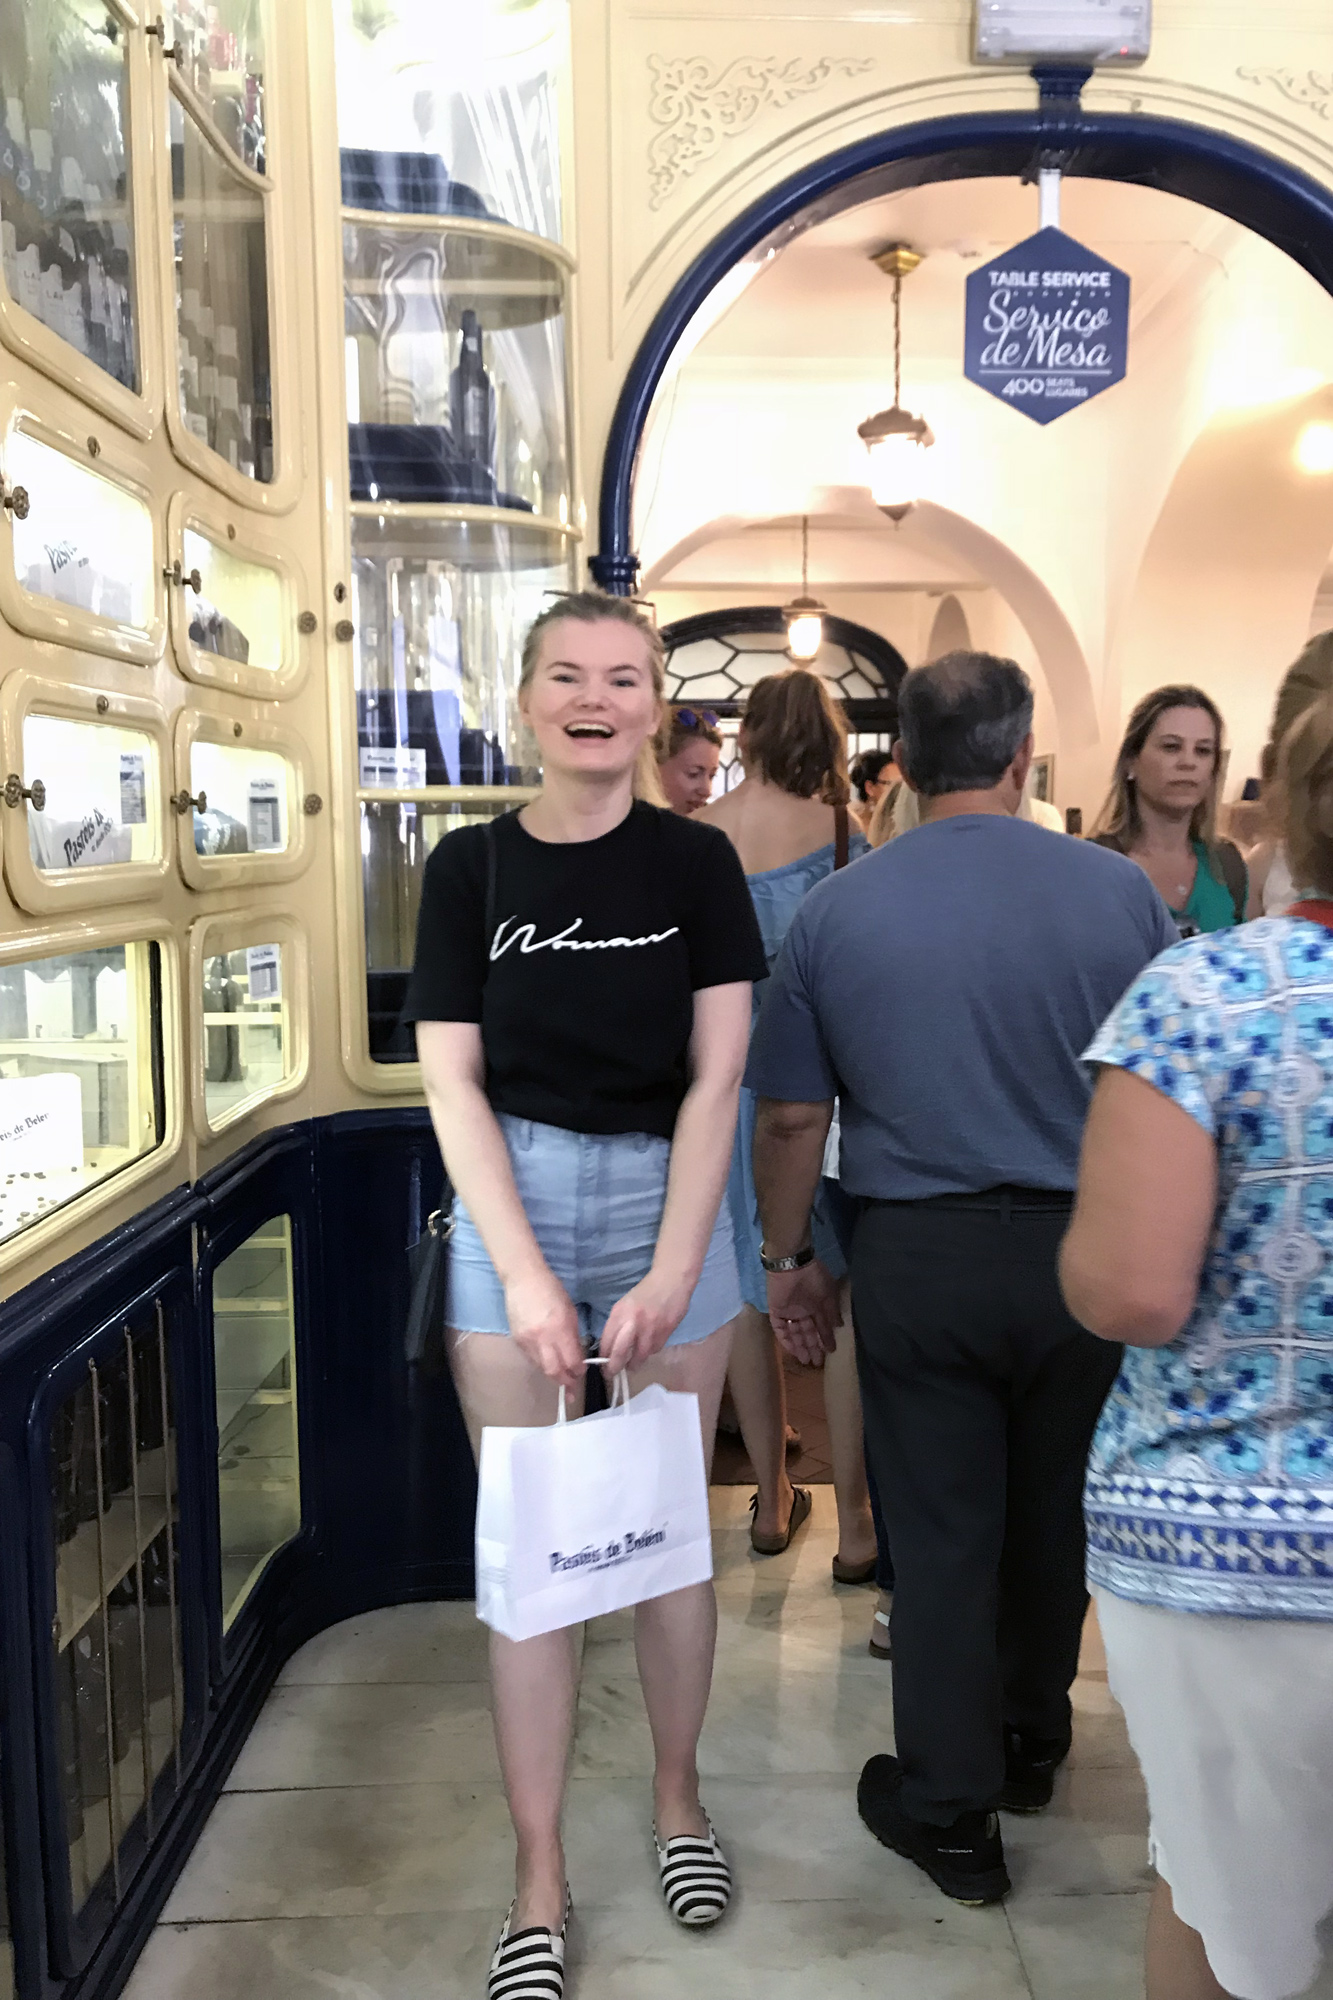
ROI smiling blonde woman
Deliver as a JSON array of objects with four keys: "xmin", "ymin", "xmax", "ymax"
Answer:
[{"xmin": 403, "ymin": 591, "xmax": 766, "ymax": 2000}]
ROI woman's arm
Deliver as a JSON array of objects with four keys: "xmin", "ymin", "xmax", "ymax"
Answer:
[
  {"xmin": 599, "ymin": 982, "xmax": 752, "ymax": 1373},
  {"xmin": 1059, "ymin": 1067, "xmax": 1217, "ymax": 1347},
  {"xmin": 415, "ymin": 1020, "xmax": 584, "ymax": 1388}
]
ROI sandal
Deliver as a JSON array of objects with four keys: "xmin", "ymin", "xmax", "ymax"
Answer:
[
  {"xmin": 488, "ymin": 1890, "xmax": 571, "ymax": 1999},
  {"xmin": 749, "ymin": 1484, "xmax": 812, "ymax": 1555},
  {"xmin": 869, "ymin": 1608, "xmax": 892, "ymax": 1659},
  {"xmin": 655, "ymin": 1815, "xmax": 732, "ymax": 1928},
  {"xmin": 831, "ymin": 1553, "xmax": 878, "ymax": 1586}
]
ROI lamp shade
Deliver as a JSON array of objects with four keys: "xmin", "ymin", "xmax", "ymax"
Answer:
[
  {"xmin": 858, "ymin": 405, "xmax": 934, "ymax": 522},
  {"xmin": 784, "ymin": 600, "xmax": 824, "ymax": 660}
]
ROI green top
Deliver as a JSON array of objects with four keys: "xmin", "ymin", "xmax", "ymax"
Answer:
[{"xmin": 1173, "ymin": 840, "xmax": 1242, "ymax": 935}]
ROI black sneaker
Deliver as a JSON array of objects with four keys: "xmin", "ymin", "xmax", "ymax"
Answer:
[
  {"xmin": 856, "ymin": 1754, "xmax": 1010, "ymax": 1905},
  {"xmin": 999, "ymin": 1725, "xmax": 1071, "ymax": 1814}
]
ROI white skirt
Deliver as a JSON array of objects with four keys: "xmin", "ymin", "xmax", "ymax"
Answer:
[{"xmin": 1094, "ymin": 1589, "xmax": 1333, "ymax": 2000}]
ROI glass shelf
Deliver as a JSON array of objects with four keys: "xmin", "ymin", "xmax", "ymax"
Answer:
[
  {"xmin": 344, "ymin": 216, "xmax": 570, "ymax": 520},
  {"xmin": 23, "ymin": 713, "xmax": 160, "ymax": 874},
  {"xmin": 200, "ymin": 939, "xmax": 289, "ymax": 1129},
  {"xmin": 332, "ymin": 0, "xmax": 566, "ymax": 245},
  {"xmin": 0, "ymin": 939, "xmax": 163, "ymax": 1249},
  {"xmin": 159, "ymin": 0, "xmax": 265, "ymax": 174},
  {"xmin": 0, "ymin": 0, "xmax": 139, "ymax": 392},
  {"xmin": 212, "ymin": 1215, "xmax": 299, "ymax": 1627},
  {"xmin": 47, "ymin": 1311, "xmax": 184, "ymax": 1916},
  {"xmin": 169, "ymin": 91, "xmax": 272, "ymax": 484}
]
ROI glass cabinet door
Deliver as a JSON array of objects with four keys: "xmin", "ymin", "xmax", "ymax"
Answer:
[
  {"xmin": 0, "ymin": 939, "xmax": 164, "ymax": 1247},
  {"xmin": 344, "ymin": 218, "xmax": 571, "ymax": 523},
  {"xmin": 0, "ymin": 0, "xmax": 140, "ymax": 392},
  {"xmin": 158, "ymin": 1, "xmax": 265, "ymax": 173},
  {"xmin": 199, "ymin": 938, "xmax": 290, "ymax": 1130},
  {"xmin": 181, "ymin": 526, "xmax": 282, "ymax": 675},
  {"xmin": 212, "ymin": 1216, "xmax": 299, "ymax": 1628},
  {"xmin": 22, "ymin": 714, "xmax": 160, "ymax": 875},
  {"xmin": 168, "ymin": 91, "xmax": 272, "ymax": 484},
  {"xmin": 48, "ymin": 1313, "xmax": 184, "ymax": 1918},
  {"xmin": 6, "ymin": 425, "xmax": 156, "ymax": 646},
  {"xmin": 352, "ymin": 514, "xmax": 565, "ymax": 790},
  {"xmin": 188, "ymin": 740, "xmax": 288, "ymax": 858}
]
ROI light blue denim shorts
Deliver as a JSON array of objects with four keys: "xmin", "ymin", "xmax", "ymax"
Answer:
[{"xmin": 447, "ymin": 1114, "xmax": 742, "ymax": 1348}]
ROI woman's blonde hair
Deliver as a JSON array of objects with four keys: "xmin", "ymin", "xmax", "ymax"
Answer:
[
  {"xmin": 740, "ymin": 669, "xmax": 850, "ymax": 807},
  {"xmin": 1261, "ymin": 632, "xmax": 1333, "ymax": 784},
  {"xmin": 1093, "ymin": 683, "xmax": 1226, "ymax": 849},
  {"xmin": 657, "ymin": 705, "xmax": 723, "ymax": 763},
  {"xmin": 519, "ymin": 590, "xmax": 667, "ymax": 803},
  {"xmin": 1278, "ymin": 692, "xmax": 1333, "ymax": 896}
]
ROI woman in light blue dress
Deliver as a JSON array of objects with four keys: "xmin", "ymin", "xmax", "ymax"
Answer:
[{"xmin": 699, "ymin": 670, "xmax": 877, "ymax": 1570}]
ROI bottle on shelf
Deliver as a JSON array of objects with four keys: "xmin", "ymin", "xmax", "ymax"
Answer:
[{"xmin": 450, "ymin": 308, "xmax": 494, "ymax": 490}]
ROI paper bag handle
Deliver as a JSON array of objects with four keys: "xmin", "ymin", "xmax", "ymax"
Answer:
[{"xmin": 556, "ymin": 1358, "xmax": 630, "ymax": 1426}]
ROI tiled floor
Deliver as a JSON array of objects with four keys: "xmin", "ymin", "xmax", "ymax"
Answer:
[{"xmin": 117, "ymin": 1489, "xmax": 1307, "ymax": 1999}]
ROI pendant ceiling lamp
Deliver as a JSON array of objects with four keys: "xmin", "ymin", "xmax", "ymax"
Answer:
[
  {"xmin": 783, "ymin": 514, "xmax": 826, "ymax": 661},
  {"xmin": 858, "ymin": 244, "xmax": 933, "ymax": 522}
]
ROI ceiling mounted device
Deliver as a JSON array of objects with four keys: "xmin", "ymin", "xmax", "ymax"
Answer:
[
  {"xmin": 972, "ymin": 0, "xmax": 1150, "ymax": 65},
  {"xmin": 783, "ymin": 514, "xmax": 826, "ymax": 662},
  {"xmin": 858, "ymin": 245, "xmax": 934, "ymax": 523}
]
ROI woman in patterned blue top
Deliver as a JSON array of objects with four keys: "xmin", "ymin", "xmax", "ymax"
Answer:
[{"xmin": 1061, "ymin": 699, "xmax": 1333, "ymax": 2000}]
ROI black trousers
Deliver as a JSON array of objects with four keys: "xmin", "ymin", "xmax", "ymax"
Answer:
[{"xmin": 851, "ymin": 1190, "xmax": 1122, "ymax": 1825}]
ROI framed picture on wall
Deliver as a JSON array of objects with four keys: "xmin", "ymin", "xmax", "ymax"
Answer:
[{"xmin": 1031, "ymin": 753, "xmax": 1056, "ymax": 803}]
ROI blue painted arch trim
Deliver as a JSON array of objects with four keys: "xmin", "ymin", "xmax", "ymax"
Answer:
[{"xmin": 592, "ymin": 105, "xmax": 1333, "ymax": 593}]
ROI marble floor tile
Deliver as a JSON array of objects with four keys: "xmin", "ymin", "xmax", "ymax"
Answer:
[
  {"xmin": 571, "ymin": 1896, "xmax": 1031, "ymax": 2000},
  {"xmin": 161, "ymin": 1782, "xmax": 517, "ymax": 1920},
  {"xmin": 225, "ymin": 1680, "xmax": 499, "ymax": 1791},
  {"xmin": 123, "ymin": 1911, "xmax": 499, "ymax": 2000},
  {"xmin": 1007, "ymin": 1890, "xmax": 1151, "ymax": 2000},
  {"xmin": 277, "ymin": 1600, "xmax": 489, "ymax": 1685},
  {"xmin": 1003, "ymin": 1762, "xmax": 1152, "ymax": 1897}
]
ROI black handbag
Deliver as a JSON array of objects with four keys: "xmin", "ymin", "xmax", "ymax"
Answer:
[
  {"xmin": 403, "ymin": 816, "xmax": 502, "ymax": 1375},
  {"xmin": 405, "ymin": 1202, "xmax": 454, "ymax": 1375}
]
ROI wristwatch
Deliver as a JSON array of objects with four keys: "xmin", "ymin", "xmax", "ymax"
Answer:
[{"xmin": 759, "ymin": 1242, "xmax": 815, "ymax": 1273}]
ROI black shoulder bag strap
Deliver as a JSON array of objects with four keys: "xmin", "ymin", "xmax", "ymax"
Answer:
[
  {"xmin": 405, "ymin": 816, "xmax": 502, "ymax": 1372},
  {"xmin": 1216, "ymin": 838, "xmax": 1248, "ymax": 926}
]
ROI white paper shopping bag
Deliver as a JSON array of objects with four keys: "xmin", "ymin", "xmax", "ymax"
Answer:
[{"xmin": 474, "ymin": 1377, "xmax": 713, "ymax": 1641}]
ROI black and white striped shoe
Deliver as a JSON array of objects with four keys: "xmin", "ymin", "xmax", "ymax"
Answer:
[
  {"xmin": 488, "ymin": 1891, "xmax": 570, "ymax": 2000},
  {"xmin": 654, "ymin": 1815, "xmax": 732, "ymax": 1928}
]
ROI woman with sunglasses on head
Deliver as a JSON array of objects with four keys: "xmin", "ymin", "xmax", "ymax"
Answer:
[
  {"xmin": 849, "ymin": 746, "xmax": 899, "ymax": 836},
  {"xmin": 658, "ymin": 705, "xmax": 724, "ymax": 815},
  {"xmin": 697, "ymin": 669, "xmax": 878, "ymax": 1576},
  {"xmin": 404, "ymin": 592, "xmax": 765, "ymax": 1999}
]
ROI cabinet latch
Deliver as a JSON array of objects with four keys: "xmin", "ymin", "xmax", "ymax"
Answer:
[
  {"xmin": 3, "ymin": 774, "xmax": 44, "ymax": 811},
  {"xmin": 2, "ymin": 484, "xmax": 29, "ymax": 521},
  {"xmin": 164, "ymin": 560, "xmax": 203, "ymax": 592},
  {"xmin": 146, "ymin": 17, "xmax": 186, "ymax": 67},
  {"xmin": 170, "ymin": 788, "xmax": 207, "ymax": 815}
]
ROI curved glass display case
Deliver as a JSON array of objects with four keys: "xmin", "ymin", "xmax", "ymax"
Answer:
[{"xmin": 334, "ymin": 0, "xmax": 575, "ymax": 1066}]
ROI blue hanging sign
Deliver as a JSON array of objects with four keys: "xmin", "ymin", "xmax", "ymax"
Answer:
[{"xmin": 964, "ymin": 227, "xmax": 1130, "ymax": 425}]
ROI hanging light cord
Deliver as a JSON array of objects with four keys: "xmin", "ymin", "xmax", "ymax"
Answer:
[
  {"xmin": 801, "ymin": 513, "xmax": 809, "ymax": 593},
  {"xmin": 893, "ymin": 270, "xmax": 902, "ymax": 409}
]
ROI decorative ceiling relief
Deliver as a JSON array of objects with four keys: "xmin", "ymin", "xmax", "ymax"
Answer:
[
  {"xmin": 1237, "ymin": 68, "xmax": 1333, "ymax": 121},
  {"xmin": 647, "ymin": 53, "xmax": 874, "ymax": 209}
]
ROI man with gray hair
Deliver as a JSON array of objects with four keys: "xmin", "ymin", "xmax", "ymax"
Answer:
[{"xmin": 747, "ymin": 651, "xmax": 1175, "ymax": 1906}]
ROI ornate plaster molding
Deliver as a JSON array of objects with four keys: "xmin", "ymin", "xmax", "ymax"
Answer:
[
  {"xmin": 1236, "ymin": 67, "xmax": 1333, "ymax": 121},
  {"xmin": 647, "ymin": 53, "xmax": 874, "ymax": 209}
]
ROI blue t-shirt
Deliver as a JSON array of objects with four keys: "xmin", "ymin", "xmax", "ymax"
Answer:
[
  {"xmin": 745, "ymin": 813, "xmax": 1176, "ymax": 1198},
  {"xmin": 1084, "ymin": 918, "xmax": 1333, "ymax": 1620}
]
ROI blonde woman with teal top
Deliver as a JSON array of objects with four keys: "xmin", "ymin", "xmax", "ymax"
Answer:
[{"xmin": 1091, "ymin": 685, "xmax": 1247, "ymax": 937}]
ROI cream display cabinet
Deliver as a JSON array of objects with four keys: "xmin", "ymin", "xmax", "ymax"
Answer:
[{"xmin": 329, "ymin": 0, "xmax": 579, "ymax": 1069}]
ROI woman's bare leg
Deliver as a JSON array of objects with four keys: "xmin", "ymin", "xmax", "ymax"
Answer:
[
  {"xmin": 724, "ymin": 1303, "xmax": 793, "ymax": 1540},
  {"xmin": 1145, "ymin": 1879, "xmax": 1233, "ymax": 2000},
  {"xmin": 824, "ymin": 1281, "xmax": 877, "ymax": 1569},
  {"xmin": 448, "ymin": 1329, "xmax": 586, "ymax": 1934},
  {"xmin": 628, "ymin": 1320, "xmax": 734, "ymax": 1840}
]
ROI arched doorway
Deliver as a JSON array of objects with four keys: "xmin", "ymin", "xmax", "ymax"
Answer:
[
  {"xmin": 661, "ymin": 603, "xmax": 906, "ymax": 789},
  {"xmin": 592, "ymin": 81, "xmax": 1333, "ymax": 595}
]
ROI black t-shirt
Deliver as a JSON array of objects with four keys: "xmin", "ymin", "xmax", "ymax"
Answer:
[{"xmin": 403, "ymin": 802, "xmax": 766, "ymax": 1138}]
